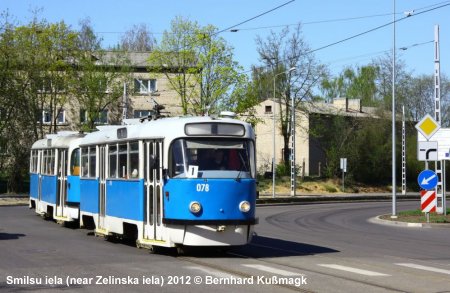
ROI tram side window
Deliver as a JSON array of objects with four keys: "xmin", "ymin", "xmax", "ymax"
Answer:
[
  {"xmin": 41, "ymin": 149, "xmax": 55, "ymax": 175},
  {"xmin": 81, "ymin": 147, "xmax": 96, "ymax": 178},
  {"xmin": 109, "ymin": 145, "xmax": 117, "ymax": 178},
  {"xmin": 130, "ymin": 142, "xmax": 139, "ymax": 178},
  {"xmin": 49, "ymin": 150, "xmax": 55, "ymax": 175},
  {"xmin": 88, "ymin": 147, "xmax": 96, "ymax": 177},
  {"xmin": 41, "ymin": 150, "xmax": 47, "ymax": 174},
  {"xmin": 81, "ymin": 148, "xmax": 89, "ymax": 177},
  {"xmin": 70, "ymin": 148, "xmax": 80, "ymax": 176},
  {"xmin": 108, "ymin": 142, "xmax": 140, "ymax": 179},
  {"xmin": 118, "ymin": 144, "xmax": 127, "ymax": 178},
  {"xmin": 30, "ymin": 150, "xmax": 39, "ymax": 173}
]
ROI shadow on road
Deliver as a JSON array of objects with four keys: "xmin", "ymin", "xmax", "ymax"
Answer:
[
  {"xmin": 236, "ymin": 235, "xmax": 339, "ymax": 258},
  {"xmin": 0, "ymin": 232, "xmax": 25, "ymax": 240},
  {"xmin": 175, "ymin": 235, "xmax": 339, "ymax": 258}
]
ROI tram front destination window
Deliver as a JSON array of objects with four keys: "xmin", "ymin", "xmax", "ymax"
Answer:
[{"xmin": 169, "ymin": 138, "xmax": 255, "ymax": 179}]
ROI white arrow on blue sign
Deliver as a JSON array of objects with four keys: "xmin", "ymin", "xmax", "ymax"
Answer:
[{"xmin": 417, "ymin": 169, "xmax": 438, "ymax": 190}]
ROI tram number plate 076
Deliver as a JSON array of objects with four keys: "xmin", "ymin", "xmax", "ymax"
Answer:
[{"xmin": 196, "ymin": 183, "xmax": 209, "ymax": 192}]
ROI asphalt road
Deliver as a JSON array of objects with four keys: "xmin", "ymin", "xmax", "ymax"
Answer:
[{"xmin": 1, "ymin": 201, "xmax": 449, "ymax": 292}]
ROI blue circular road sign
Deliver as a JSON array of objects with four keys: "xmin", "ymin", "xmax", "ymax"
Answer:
[{"xmin": 418, "ymin": 169, "xmax": 438, "ymax": 190}]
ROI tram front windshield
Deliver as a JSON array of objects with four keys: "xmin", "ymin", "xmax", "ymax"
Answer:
[{"xmin": 170, "ymin": 138, "xmax": 255, "ymax": 179}]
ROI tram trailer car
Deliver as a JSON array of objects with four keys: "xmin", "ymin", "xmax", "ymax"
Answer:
[
  {"xmin": 78, "ymin": 116, "xmax": 257, "ymax": 249},
  {"xmin": 29, "ymin": 132, "xmax": 84, "ymax": 222}
]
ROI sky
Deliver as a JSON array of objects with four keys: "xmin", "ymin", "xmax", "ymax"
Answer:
[{"xmin": 1, "ymin": 0, "xmax": 449, "ymax": 77}]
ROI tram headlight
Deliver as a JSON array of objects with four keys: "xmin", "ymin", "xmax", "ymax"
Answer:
[
  {"xmin": 189, "ymin": 201, "xmax": 202, "ymax": 214},
  {"xmin": 239, "ymin": 201, "xmax": 251, "ymax": 213}
]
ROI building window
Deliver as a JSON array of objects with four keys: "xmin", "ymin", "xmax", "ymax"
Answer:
[
  {"xmin": 265, "ymin": 105, "xmax": 272, "ymax": 114},
  {"xmin": 56, "ymin": 110, "xmax": 65, "ymax": 124},
  {"xmin": 80, "ymin": 109, "xmax": 108, "ymax": 124},
  {"xmin": 134, "ymin": 79, "xmax": 157, "ymax": 94},
  {"xmin": 39, "ymin": 109, "xmax": 66, "ymax": 124},
  {"xmin": 95, "ymin": 110, "xmax": 108, "ymax": 124},
  {"xmin": 42, "ymin": 110, "xmax": 52, "ymax": 124},
  {"xmin": 134, "ymin": 110, "xmax": 151, "ymax": 118}
]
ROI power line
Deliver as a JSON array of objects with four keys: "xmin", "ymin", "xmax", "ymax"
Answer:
[
  {"xmin": 309, "ymin": 3, "xmax": 449, "ymax": 55},
  {"xmin": 95, "ymin": 12, "xmax": 396, "ymax": 36},
  {"xmin": 97, "ymin": 0, "xmax": 296, "ymax": 49},
  {"xmin": 220, "ymin": 1, "xmax": 450, "ymax": 33},
  {"xmin": 224, "ymin": 13, "xmax": 397, "ymax": 33},
  {"xmin": 213, "ymin": 0, "xmax": 295, "ymax": 36},
  {"xmin": 326, "ymin": 40, "xmax": 433, "ymax": 68},
  {"xmin": 245, "ymin": 2, "xmax": 450, "ymax": 74}
]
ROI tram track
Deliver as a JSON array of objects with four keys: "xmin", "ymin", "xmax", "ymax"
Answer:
[
  {"xmin": 174, "ymin": 241, "xmax": 405, "ymax": 293},
  {"xmin": 175, "ymin": 253, "xmax": 314, "ymax": 293},
  {"xmin": 231, "ymin": 244, "xmax": 405, "ymax": 293}
]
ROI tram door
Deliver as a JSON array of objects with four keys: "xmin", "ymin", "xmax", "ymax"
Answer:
[
  {"xmin": 38, "ymin": 150, "xmax": 43, "ymax": 202},
  {"xmin": 98, "ymin": 146, "xmax": 107, "ymax": 230},
  {"xmin": 56, "ymin": 149, "xmax": 68, "ymax": 217},
  {"xmin": 143, "ymin": 140, "xmax": 164, "ymax": 241}
]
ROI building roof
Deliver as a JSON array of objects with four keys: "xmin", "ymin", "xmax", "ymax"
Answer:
[
  {"xmin": 100, "ymin": 51, "xmax": 200, "ymax": 72},
  {"xmin": 258, "ymin": 98, "xmax": 380, "ymax": 119}
]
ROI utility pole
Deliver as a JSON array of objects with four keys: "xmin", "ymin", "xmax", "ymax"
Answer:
[
  {"xmin": 402, "ymin": 105, "xmax": 406, "ymax": 195},
  {"xmin": 434, "ymin": 25, "xmax": 446, "ymax": 215},
  {"xmin": 121, "ymin": 82, "xmax": 128, "ymax": 124},
  {"xmin": 290, "ymin": 67, "xmax": 297, "ymax": 196}
]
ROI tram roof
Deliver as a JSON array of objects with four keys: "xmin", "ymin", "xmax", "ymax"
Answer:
[
  {"xmin": 31, "ymin": 132, "xmax": 85, "ymax": 149},
  {"xmin": 80, "ymin": 116, "xmax": 255, "ymax": 146}
]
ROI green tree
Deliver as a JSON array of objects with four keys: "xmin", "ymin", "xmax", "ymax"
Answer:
[
  {"xmin": 148, "ymin": 16, "xmax": 251, "ymax": 116},
  {"xmin": 310, "ymin": 114, "xmax": 359, "ymax": 178},
  {"xmin": 73, "ymin": 20, "xmax": 131, "ymax": 131},
  {"xmin": 193, "ymin": 25, "xmax": 247, "ymax": 115},
  {"xmin": 147, "ymin": 16, "xmax": 199, "ymax": 115},
  {"xmin": 320, "ymin": 65, "xmax": 379, "ymax": 106},
  {"xmin": 256, "ymin": 24, "xmax": 326, "ymax": 170}
]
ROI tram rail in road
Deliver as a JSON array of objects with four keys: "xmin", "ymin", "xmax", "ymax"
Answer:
[{"xmin": 1, "ymin": 200, "xmax": 450, "ymax": 292}]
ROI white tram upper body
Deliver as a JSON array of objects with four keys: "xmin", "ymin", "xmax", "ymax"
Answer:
[
  {"xmin": 29, "ymin": 132, "xmax": 84, "ymax": 221},
  {"xmin": 76, "ymin": 115, "xmax": 257, "ymax": 248}
]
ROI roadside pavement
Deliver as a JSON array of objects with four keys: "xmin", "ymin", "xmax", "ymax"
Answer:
[{"xmin": 0, "ymin": 192, "xmax": 420, "ymax": 207}]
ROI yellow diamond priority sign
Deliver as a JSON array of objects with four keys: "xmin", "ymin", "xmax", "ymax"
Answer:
[{"xmin": 415, "ymin": 114, "xmax": 440, "ymax": 140}]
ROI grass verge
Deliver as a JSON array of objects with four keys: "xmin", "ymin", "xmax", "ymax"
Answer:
[{"xmin": 380, "ymin": 209, "xmax": 450, "ymax": 223}]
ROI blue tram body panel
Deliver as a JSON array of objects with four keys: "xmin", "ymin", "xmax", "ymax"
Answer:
[
  {"xmin": 106, "ymin": 180, "xmax": 145, "ymax": 221},
  {"xmin": 163, "ymin": 179, "xmax": 256, "ymax": 221},
  {"xmin": 67, "ymin": 175, "xmax": 81, "ymax": 203},
  {"xmin": 40, "ymin": 175, "xmax": 58, "ymax": 204},
  {"xmin": 29, "ymin": 174, "xmax": 39, "ymax": 199},
  {"xmin": 80, "ymin": 179, "xmax": 99, "ymax": 214}
]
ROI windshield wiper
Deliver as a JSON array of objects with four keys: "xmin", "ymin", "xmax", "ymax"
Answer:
[{"xmin": 235, "ymin": 152, "xmax": 248, "ymax": 182}]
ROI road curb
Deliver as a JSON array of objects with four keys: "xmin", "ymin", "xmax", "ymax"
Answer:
[
  {"xmin": 1, "ymin": 193, "xmax": 419, "ymax": 207},
  {"xmin": 369, "ymin": 215, "xmax": 450, "ymax": 228},
  {"xmin": 256, "ymin": 194, "xmax": 418, "ymax": 205}
]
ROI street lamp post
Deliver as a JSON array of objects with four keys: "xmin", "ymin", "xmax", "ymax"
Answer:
[
  {"xmin": 272, "ymin": 66, "xmax": 296, "ymax": 198},
  {"xmin": 392, "ymin": 0, "xmax": 397, "ymax": 218}
]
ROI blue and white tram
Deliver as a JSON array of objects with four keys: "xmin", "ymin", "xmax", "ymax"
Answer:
[
  {"xmin": 79, "ymin": 116, "xmax": 257, "ymax": 249},
  {"xmin": 29, "ymin": 132, "xmax": 84, "ymax": 222}
]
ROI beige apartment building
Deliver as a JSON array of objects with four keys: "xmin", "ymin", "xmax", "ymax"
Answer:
[
  {"xmin": 253, "ymin": 98, "xmax": 377, "ymax": 176},
  {"xmin": 44, "ymin": 51, "xmax": 377, "ymax": 178},
  {"xmin": 45, "ymin": 52, "xmax": 187, "ymax": 130}
]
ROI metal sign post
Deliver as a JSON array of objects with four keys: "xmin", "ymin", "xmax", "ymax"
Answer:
[{"xmin": 340, "ymin": 158, "xmax": 347, "ymax": 192}]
